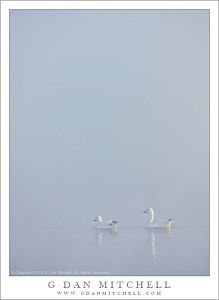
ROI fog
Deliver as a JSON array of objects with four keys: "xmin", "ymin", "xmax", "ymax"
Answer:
[{"xmin": 10, "ymin": 10, "xmax": 209, "ymax": 275}]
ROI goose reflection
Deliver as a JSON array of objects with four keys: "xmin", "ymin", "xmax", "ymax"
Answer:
[
  {"xmin": 148, "ymin": 231, "xmax": 156, "ymax": 259},
  {"xmin": 95, "ymin": 230, "xmax": 104, "ymax": 247},
  {"xmin": 146, "ymin": 227, "xmax": 174, "ymax": 260},
  {"xmin": 94, "ymin": 223, "xmax": 119, "ymax": 247}
]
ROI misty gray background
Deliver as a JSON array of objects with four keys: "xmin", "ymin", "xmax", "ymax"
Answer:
[{"xmin": 10, "ymin": 10, "xmax": 209, "ymax": 275}]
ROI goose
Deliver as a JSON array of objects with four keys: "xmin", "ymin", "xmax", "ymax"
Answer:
[
  {"xmin": 143, "ymin": 208, "xmax": 175, "ymax": 229},
  {"xmin": 93, "ymin": 215, "xmax": 119, "ymax": 231}
]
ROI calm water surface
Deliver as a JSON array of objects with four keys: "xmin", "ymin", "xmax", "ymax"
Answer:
[{"xmin": 10, "ymin": 225, "xmax": 209, "ymax": 276}]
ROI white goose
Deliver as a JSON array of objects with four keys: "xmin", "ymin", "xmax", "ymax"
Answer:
[
  {"xmin": 143, "ymin": 208, "xmax": 175, "ymax": 229},
  {"xmin": 93, "ymin": 215, "xmax": 119, "ymax": 231}
]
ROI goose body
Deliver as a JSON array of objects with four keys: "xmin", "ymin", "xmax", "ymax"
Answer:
[
  {"xmin": 143, "ymin": 208, "xmax": 175, "ymax": 229},
  {"xmin": 93, "ymin": 215, "xmax": 119, "ymax": 230}
]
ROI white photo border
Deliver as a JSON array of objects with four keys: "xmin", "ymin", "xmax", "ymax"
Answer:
[{"xmin": 1, "ymin": 1, "xmax": 218, "ymax": 299}]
